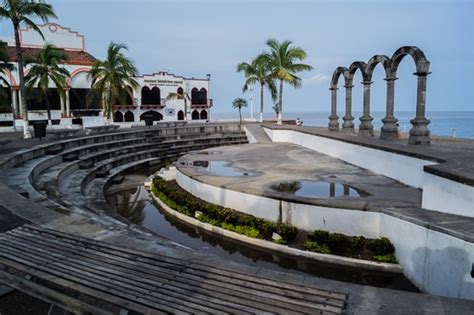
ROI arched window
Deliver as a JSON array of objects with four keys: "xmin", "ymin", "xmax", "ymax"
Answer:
[
  {"xmin": 191, "ymin": 88, "xmax": 199, "ymax": 104},
  {"xmin": 124, "ymin": 111, "xmax": 134, "ymax": 122},
  {"xmin": 140, "ymin": 110, "xmax": 163, "ymax": 121},
  {"xmin": 177, "ymin": 110, "xmax": 184, "ymax": 120},
  {"xmin": 141, "ymin": 87, "xmax": 152, "ymax": 105},
  {"xmin": 113, "ymin": 111, "xmax": 124, "ymax": 122},
  {"xmin": 191, "ymin": 88, "xmax": 207, "ymax": 105},
  {"xmin": 151, "ymin": 87, "xmax": 161, "ymax": 105},
  {"xmin": 191, "ymin": 110, "xmax": 199, "ymax": 120},
  {"xmin": 177, "ymin": 87, "xmax": 184, "ymax": 95},
  {"xmin": 200, "ymin": 110, "xmax": 207, "ymax": 120},
  {"xmin": 199, "ymin": 88, "xmax": 207, "ymax": 103}
]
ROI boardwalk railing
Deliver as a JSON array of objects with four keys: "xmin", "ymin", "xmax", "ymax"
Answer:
[{"xmin": 0, "ymin": 225, "xmax": 347, "ymax": 314}]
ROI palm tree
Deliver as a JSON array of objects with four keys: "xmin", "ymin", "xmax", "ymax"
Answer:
[
  {"xmin": 166, "ymin": 90, "xmax": 190, "ymax": 120},
  {"xmin": 232, "ymin": 97, "xmax": 247, "ymax": 125},
  {"xmin": 88, "ymin": 42, "xmax": 139, "ymax": 122},
  {"xmin": 25, "ymin": 43, "xmax": 70, "ymax": 125},
  {"xmin": 0, "ymin": 41, "xmax": 13, "ymax": 86},
  {"xmin": 263, "ymin": 39, "xmax": 313, "ymax": 125},
  {"xmin": 237, "ymin": 56, "xmax": 277, "ymax": 123},
  {"xmin": 0, "ymin": 41, "xmax": 12, "ymax": 109},
  {"xmin": 0, "ymin": 0, "xmax": 57, "ymax": 138}
]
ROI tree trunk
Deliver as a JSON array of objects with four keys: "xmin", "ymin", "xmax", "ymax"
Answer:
[
  {"xmin": 259, "ymin": 83, "xmax": 264, "ymax": 123},
  {"xmin": 239, "ymin": 108, "xmax": 242, "ymax": 125},
  {"xmin": 45, "ymin": 90, "xmax": 52, "ymax": 125},
  {"xmin": 14, "ymin": 24, "xmax": 31, "ymax": 138},
  {"xmin": 277, "ymin": 79, "xmax": 283, "ymax": 125}
]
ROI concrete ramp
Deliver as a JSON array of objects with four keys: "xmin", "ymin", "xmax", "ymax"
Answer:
[{"xmin": 245, "ymin": 124, "xmax": 273, "ymax": 143}]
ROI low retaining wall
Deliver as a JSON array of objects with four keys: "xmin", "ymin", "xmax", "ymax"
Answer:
[
  {"xmin": 176, "ymin": 169, "xmax": 474, "ymax": 300},
  {"xmin": 150, "ymin": 187, "xmax": 402, "ymax": 273}
]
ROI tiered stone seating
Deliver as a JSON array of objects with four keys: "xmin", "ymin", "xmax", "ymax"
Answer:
[{"xmin": 0, "ymin": 124, "xmax": 248, "ymax": 221}]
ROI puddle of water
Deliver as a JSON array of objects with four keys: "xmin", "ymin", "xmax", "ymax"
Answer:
[
  {"xmin": 185, "ymin": 160, "xmax": 256, "ymax": 177},
  {"xmin": 107, "ymin": 185, "xmax": 417, "ymax": 292},
  {"xmin": 270, "ymin": 180, "xmax": 369, "ymax": 198}
]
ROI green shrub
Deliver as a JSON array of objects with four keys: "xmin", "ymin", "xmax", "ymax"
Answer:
[
  {"xmin": 327, "ymin": 233, "xmax": 351, "ymax": 253},
  {"xmin": 304, "ymin": 241, "xmax": 331, "ymax": 254},
  {"xmin": 308, "ymin": 230, "xmax": 330, "ymax": 244},
  {"xmin": 152, "ymin": 177, "xmax": 280, "ymax": 241},
  {"xmin": 259, "ymin": 221, "xmax": 277, "ymax": 239},
  {"xmin": 373, "ymin": 254, "xmax": 397, "ymax": 263},
  {"xmin": 368, "ymin": 237, "xmax": 395, "ymax": 255},
  {"xmin": 221, "ymin": 223, "xmax": 261, "ymax": 239},
  {"xmin": 350, "ymin": 236, "xmax": 366, "ymax": 251},
  {"xmin": 278, "ymin": 223, "xmax": 298, "ymax": 242}
]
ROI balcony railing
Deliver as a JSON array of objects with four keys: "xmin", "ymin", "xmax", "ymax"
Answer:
[{"xmin": 190, "ymin": 99, "xmax": 212, "ymax": 108}]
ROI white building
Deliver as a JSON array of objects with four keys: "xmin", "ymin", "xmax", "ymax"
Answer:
[{"xmin": 0, "ymin": 23, "xmax": 211, "ymax": 127}]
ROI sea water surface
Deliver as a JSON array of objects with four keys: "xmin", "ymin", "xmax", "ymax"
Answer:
[{"xmin": 213, "ymin": 111, "xmax": 474, "ymax": 139}]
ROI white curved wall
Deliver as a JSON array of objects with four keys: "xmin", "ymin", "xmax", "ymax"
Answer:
[
  {"xmin": 263, "ymin": 128, "xmax": 434, "ymax": 188},
  {"xmin": 422, "ymin": 172, "xmax": 474, "ymax": 217},
  {"xmin": 176, "ymin": 169, "xmax": 474, "ymax": 299}
]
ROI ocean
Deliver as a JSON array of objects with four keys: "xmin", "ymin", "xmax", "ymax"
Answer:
[{"xmin": 212, "ymin": 111, "xmax": 474, "ymax": 139}]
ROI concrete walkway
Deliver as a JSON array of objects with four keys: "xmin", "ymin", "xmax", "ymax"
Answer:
[{"xmin": 244, "ymin": 123, "xmax": 273, "ymax": 143}]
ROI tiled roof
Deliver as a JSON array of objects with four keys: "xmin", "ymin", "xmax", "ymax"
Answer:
[{"xmin": 5, "ymin": 46, "xmax": 96, "ymax": 65}]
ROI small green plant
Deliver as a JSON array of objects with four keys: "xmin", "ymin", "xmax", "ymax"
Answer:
[
  {"xmin": 373, "ymin": 254, "xmax": 397, "ymax": 263},
  {"xmin": 274, "ymin": 238, "xmax": 287, "ymax": 245},
  {"xmin": 308, "ymin": 230, "xmax": 330, "ymax": 244},
  {"xmin": 327, "ymin": 233, "xmax": 351, "ymax": 253},
  {"xmin": 368, "ymin": 237, "xmax": 395, "ymax": 256},
  {"xmin": 351, "ymin": 236, "xmax": 366, "ymax": 251},
  {"xmin": 304, "ymin": 241, "xmax": 331, "ymax": 254}
]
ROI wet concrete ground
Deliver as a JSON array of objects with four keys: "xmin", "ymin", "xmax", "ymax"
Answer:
[{"xmin": 178, "ymin": 142, "xmax": 422, "ymax": 212}]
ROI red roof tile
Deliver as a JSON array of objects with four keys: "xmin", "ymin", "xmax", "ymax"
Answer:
[{"xmin": 5, "ymin": 46, "xmax": 96, "ymax": 65}]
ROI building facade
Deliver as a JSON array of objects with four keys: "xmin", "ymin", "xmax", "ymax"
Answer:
[{"xmin": 0, "ymin": 23, "xmax": 211, "ymax": 126}]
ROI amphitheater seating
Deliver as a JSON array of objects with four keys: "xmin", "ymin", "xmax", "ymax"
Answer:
[
  {"xmin": 0, "ymin": 124, "xmax": 248, "ymax": 220},
  {"xmin": 0, "ymin": 124, "xmax": 272, "ymax": 311},
  {"xmin": 0, "ymin": 225, "xmax": 347, "ymax": 314}
]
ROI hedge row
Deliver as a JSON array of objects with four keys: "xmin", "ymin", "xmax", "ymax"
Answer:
[
  {"xmin": 152, "ymin": 177, "xmax": 298, "ymax": 242},
  {"xmin": 304, "ymin": 230, "xmax": 397, "ymax": 263}
]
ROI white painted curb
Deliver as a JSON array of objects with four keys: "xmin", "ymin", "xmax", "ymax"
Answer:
[{"xmin": 150, "ymin": 189, "xmax": 402, "ymax": 274}]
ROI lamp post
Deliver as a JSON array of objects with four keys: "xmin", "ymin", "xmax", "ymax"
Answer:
[{"xmin": 249, "ymin": 84, "xmax": 254, "ymax": 120}]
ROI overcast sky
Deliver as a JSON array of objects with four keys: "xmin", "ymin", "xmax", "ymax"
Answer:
[{"xmin": 1, "ymin": 0, "xmax": 473, "ymax": 114}]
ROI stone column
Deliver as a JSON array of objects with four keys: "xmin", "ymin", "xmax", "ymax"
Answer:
[
  {"xmin": 380, "ymin": 77, "xmax": 399, "ymax": 140},
  {"xmin": 359, "ymin": 81, "xmax": 374, "ymax": 137},
  {"xmin": 328, "ymin": 87, "xmax": 339, "ymax": 131},
  {"xmin": 17, "ymin": 89, "xmax": 24, "ymax": 118},
  {"xmin": 408, "ymin": 72, "xmax": 431, "ymax": 145},
  {"xmin": 12, "ymin": 87, "xmax": 19, "ymax": 117},
  {"xmin": 342, "ymin": 84, "xmax": 355, "ymax": 132},
  {"xmin": 60, "ymin": 90, "xmax": 66, "ymax": 117},
  {"xmin": 65, "ymin": 89, "xmax": 71, "ymax": 117}
]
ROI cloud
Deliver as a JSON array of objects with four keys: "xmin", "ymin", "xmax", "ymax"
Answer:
[{"xmin": 303, "ymin": 73, "xmax": 330, "ymax": 86}]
